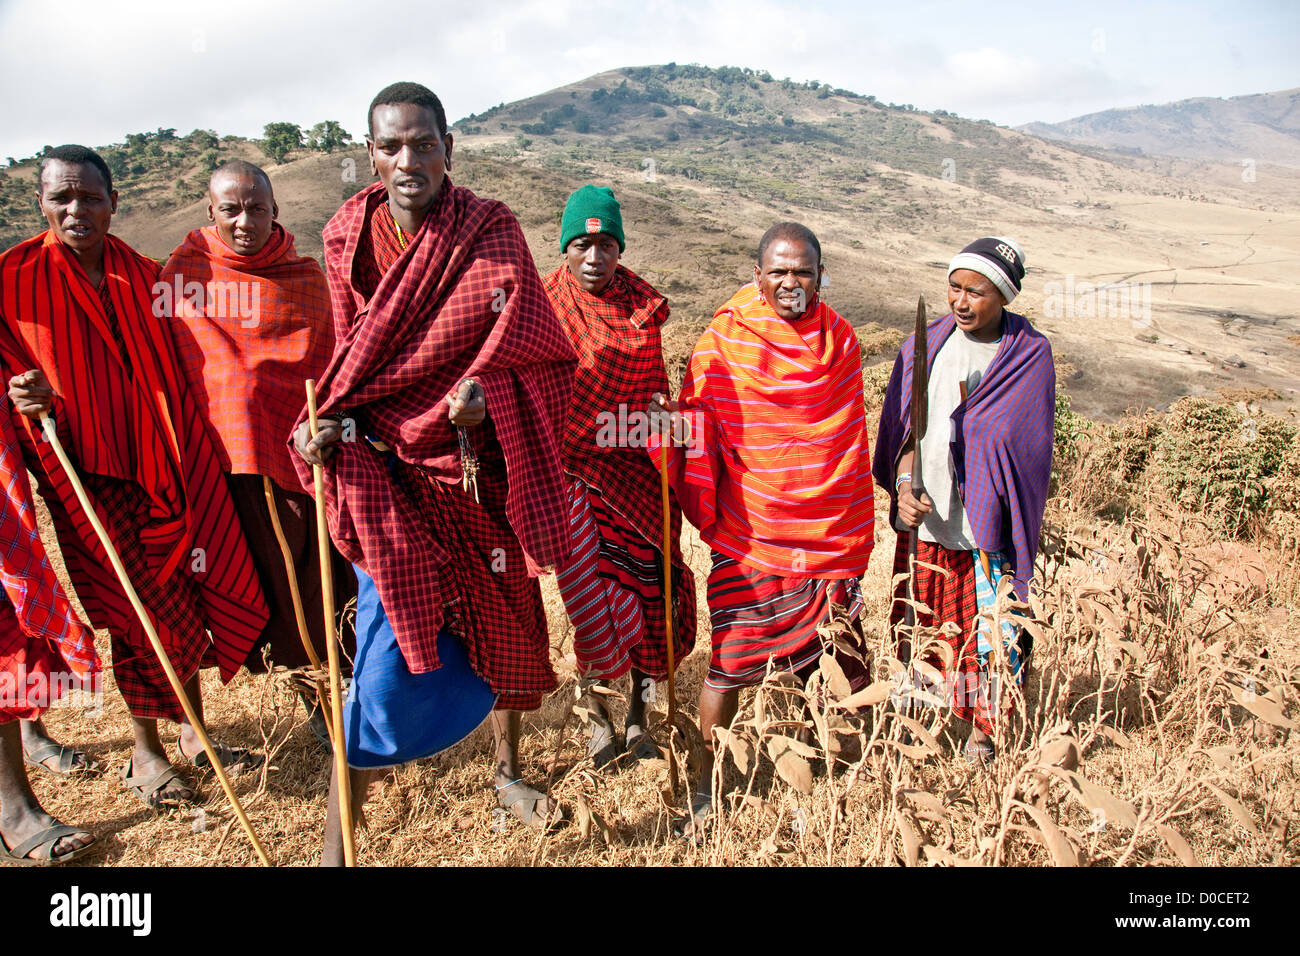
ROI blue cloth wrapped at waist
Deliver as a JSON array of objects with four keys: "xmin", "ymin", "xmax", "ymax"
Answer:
[{"xmin": 344, "ymin": 564, "xmax": 496, "ymax": 769}]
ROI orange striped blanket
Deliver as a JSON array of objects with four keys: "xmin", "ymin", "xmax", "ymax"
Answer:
[
  {"xmin": 654, "ymin": 283, "xmax": 874, "ymax": 577},
  {"xmin": 163, "ymin": 224, "xmax": 334, "ymax": 493}
]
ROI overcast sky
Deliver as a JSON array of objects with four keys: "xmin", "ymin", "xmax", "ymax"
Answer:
[{"xmin": 1, "ymin": 0, "xmax": 1296, "ymax": 160}]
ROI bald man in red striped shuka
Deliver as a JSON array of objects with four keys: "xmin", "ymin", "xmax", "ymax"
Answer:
[
  {"xmin": 543, "ymin": 185, "xmax": 696, "ymax": 770},
  {"xmin": 0, "ymin": 405, "xmax": 101, "ymax": 864},
  {"xmin": 162, "ymin": 161, "xmax": 356, "ymax": 694},
  {"xmin": 653, "ymin": 222, "xmax": 875, "ymax": 831},
  {"xmin": 0, "ymin": 146, "xmax": 270, "ymax": 812}
]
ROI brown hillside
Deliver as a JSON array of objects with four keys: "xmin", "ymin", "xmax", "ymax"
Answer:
[
  {"xmin": 2, "ymin": 65, "xmax": 1298, "ymax": 421},
  {"xmin": 1020, "ymin": 88, "xmax": 1300, "ymax": 167}
]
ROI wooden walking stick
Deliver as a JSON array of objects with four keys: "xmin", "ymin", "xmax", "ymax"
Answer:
[
  {"xmin": 262, "ymin": 477, "xmax": 325, "ymax": 673},
  {"xmin": 262, "ymin": 476, "xmax": 337, "ymax": 752},
  {"xmin": 658, "ymin": 408, "xmax": 680, "ymax": 796},
  {"xmin": 38, "ymin": 414, "xmax": 271, "ymax": 866},
  {"xmin": 305, "ymin": 379, "xmax": 355, "ymax": 867}
]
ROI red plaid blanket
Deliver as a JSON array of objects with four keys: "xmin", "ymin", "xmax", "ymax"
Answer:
[{"xmin": 295, "ymin": 182, "xmax": 576, "ymax": 674}]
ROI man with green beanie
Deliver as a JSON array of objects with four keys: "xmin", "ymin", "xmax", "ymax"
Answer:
[{"xmin": 543, "ymin": 185, "xmax": 697, "ymax": 769}]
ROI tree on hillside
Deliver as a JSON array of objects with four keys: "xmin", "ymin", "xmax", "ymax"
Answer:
[
  {"xmin": 262, "ymin": 122, "xmax": 303, "ymax": 164},
  {"xmin": 186, "ymin": 128, "xmax": 219, "ymax": 150},
  {"xmin": 103, "ymin": 151, "xmax": 129, "ymax": 181},
  {"xmin": 307, "ymin": 120, "xmax": 352, "ymax": 152},
  {"xmin": 155, "ymin": 127, "xmax": 176, "ymax": 140}
]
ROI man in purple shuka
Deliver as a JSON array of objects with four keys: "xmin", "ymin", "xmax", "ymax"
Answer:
[{"xmin": 875, "ymin": 237, "xmax": 1055, "ymax": 763}]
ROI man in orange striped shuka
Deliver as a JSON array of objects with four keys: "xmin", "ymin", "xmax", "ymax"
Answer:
[
  {"xmin": 162, "ymin": 161, "xmax": 356, "ymax": 724},
  {"xmin": 652, "ymin": 222, "xmax": 875, "ymax": 829},
  {"xmin": 1, "ymin": 146, "xmax": 270, "ymax": 811}
]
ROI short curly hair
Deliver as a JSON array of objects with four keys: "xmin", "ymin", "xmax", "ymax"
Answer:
[
  {"xmin": 368, "ymin": 82, "xmax": 448, "ymax": 138},
  {"xmin": 38, "ymin": 145, "xmax": 113, "ymax": 194},
  {"xmin": 757, "ymin": 221, "xmax": 821, "ymax": 267}
]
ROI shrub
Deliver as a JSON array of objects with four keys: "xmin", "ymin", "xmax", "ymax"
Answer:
[
  {"xmin": 1265, "ymin": 433, "xmax": 1300, "ymax": 551},
  {"xmin": 1053, "ymin": 389, "xmax": 1091, "ymax": 466},
  {"xmin": 1104, "ymin": 410, "xmax": 1164, "ymax": 484},
  {"xmin": 1153, "ymin": 397, "xmax": 1296, "ymax": 538},
  {"xmin": 860, "ymin": 362, "xmax": 892, "ymax": 415}
]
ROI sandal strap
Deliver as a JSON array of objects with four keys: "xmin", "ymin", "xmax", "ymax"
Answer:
[
  {"xmin": 497, "ymin": 781, "xmax": 545, "ymax": 805},
  {"xmin": 9, "ymin": 824, "xmax": 87, "ymax": 861},
  {"xmin": 24, "ymin": 741, "xmax": 64, "ymax": 765},
  {"xmin": 179, "ymin": 738, "xmax": 259, "ymax": 770},
  {"xmin": 496, "ymin": 780, "xmax": 548, "ymax": 825},
  {"xmin": 121, "ymin": 761, "xmax": 185, "ymax": 793},
  {"xmin": 26, "ymin": 742, "xmax": 86, "ymax": 773}
]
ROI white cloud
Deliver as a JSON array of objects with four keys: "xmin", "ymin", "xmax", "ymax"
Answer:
[{"xmin": 0, "ymin": 0, "xmax": 1291, "ymax": 159}]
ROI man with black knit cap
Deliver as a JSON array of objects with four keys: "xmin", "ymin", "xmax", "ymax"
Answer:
[{"xmin": 874, "ymin": 237, "xmax": 1055, "ymax": 763}]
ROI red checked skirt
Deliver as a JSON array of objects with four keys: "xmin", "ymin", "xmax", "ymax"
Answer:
[
  {"xmin": 890, "ymin": 536, "xmax": 1006, "ymax": 734},
  {"xmin": 391, "ymin": 449, "xmax": 555, "ymax": 711},
  {"xmin": 705, "ymin": 552, "xmax": 867, "ymax": 691}
]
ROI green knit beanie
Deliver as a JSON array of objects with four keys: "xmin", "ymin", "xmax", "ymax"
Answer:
[{"xmin": 560, "ymin": 184, "xmax": 625, "ymax": 253}]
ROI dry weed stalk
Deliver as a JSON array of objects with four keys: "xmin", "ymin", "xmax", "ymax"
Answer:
[{"xmin": 648, "ymin": 500, "xmax": 1299, "ymax": 868}]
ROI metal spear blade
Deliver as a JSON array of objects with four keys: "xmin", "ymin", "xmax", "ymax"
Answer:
[{"xmin": 911, "ymin": 294, "xmax": 929, "ymax": 447}]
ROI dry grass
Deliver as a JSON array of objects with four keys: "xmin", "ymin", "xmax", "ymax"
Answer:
[
  {"xmin": 23, "ymin": 431, "xmax": 1298, "ymax": 867},
  {"xmin": 18, "ymin": 356, "xmax": 1300, "ymax": 869}
]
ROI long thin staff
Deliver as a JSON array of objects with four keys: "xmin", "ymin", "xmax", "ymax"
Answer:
[
  {"xmin": 39, "ymin": 414, "xmax": 271, "ymax": 866},
  {"xmin": 306, "ymin": 379, "xmax": 354, "ymax": 867},
  {"xmin": 903, "ymin": 295, "xmax": 929, "ymax": 653},
  {"xmin": 262, "ymin": 476, "xmax": 336, "ymax": 752},
  {"xmin": 659, "ymin": 413, "xmax": 680, "ymax": 796}
]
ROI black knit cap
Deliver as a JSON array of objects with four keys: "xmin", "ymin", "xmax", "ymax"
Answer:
[{"xmin": 948, "ymin": 236, "xmax": 1026, "ymax": 303}]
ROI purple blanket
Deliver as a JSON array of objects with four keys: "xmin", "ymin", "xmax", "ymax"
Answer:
[{"xmin": 873, "ymin": 310, "xmax": 1055, "ymax": 598}]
